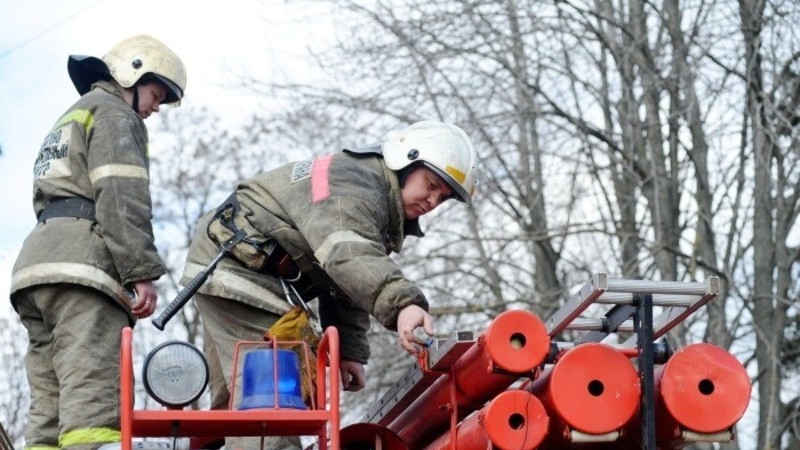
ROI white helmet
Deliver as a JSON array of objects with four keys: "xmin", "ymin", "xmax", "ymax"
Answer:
[
  {"xmin": 68, "ymin": 35, "xmax": 186, "ymax": 105},
  {"xmin": 382, "ymin": 120, "xmax": 479, "ymax": 205}
]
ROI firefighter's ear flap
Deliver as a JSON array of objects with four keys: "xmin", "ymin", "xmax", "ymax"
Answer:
[{"xmin": 68, "ymin": 55, "xmax": 111, "ymax": 95}]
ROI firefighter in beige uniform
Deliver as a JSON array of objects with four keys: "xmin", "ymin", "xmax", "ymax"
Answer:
[
  {"xmin": 181, "ymin": 120, "xmax": 478, "ymax": 448},
  {"xmin": 10, "ymin": 35, "xmax": 186, "ymax": 450}
]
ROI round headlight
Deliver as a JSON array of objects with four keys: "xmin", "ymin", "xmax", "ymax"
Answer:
[{"xmin": 142, "ymin": 341, "xmax": 209, "ymax": 408}]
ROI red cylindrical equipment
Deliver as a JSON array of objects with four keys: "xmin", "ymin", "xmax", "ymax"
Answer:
[
  {"xmin": 660, "ymin": 343, "xmax": 750, "ymax": 432},
  {"xmin": 386, "ymin": 309, "xmax": 551, "ymax": 449},
  {"xmin": 642, "ymin": 343, "xmax": 750, "ymax": 448},
  {"xmin": 423, "ymin": 390, "xmax": 549, "ymax": 450},
  {"xmin": 525, "ymin": 342, "xmax": 640, "ymax": 446}
]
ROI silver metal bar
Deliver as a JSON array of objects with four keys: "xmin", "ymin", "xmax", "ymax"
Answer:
[
  {"xmin": 681, "ymin": 429, "xmax": 734, "ymax": 442},
  {"xmin": 429, "ymin": 331, "xmax": 475, "ymax": 370},
  {"xmin": 551, "ymin": 340, "xmax": 634, "ymax": 352},
  {"xmin": 362, "ymin": 331, "xmax": 476, "ymax": 425},
  {"xmin": 569, "ymin": 430, "xmax": 621, "ymax": 443},
  {"xmin": 546, "ymin": 273, "xmax": 608, "ymax": 336},
  {"xmin": 593, "ymin": 292, "xmax": 696, "ymax": 307},
  {"xmin": 615, "ymin": 321, "xmax": 635, "ymax": 332},
  {"xmin": 605, "ymin": 277, "xmax": 718, "ymax": 296},
  {"xmin": 362, "ymin": 361, "xmax": 435, "ymax": 425},
  {"xmin": 563, "ymin": 318, "xmax": 605, "ymax": 331},
  {"xmin": 599, "ymin": 311, "xmax": 711, "ymax": 335},
  {"xmin": 575, "ymin": 303, "xmax": 716, "ymax": 337}
]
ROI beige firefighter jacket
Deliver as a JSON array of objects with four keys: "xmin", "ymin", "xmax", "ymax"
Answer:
[
  {"xmin": 11, "ymin": 81, "xmax": 166, "ymax": 321},
  {"xmin": 181, "ymin": 151, "xmax": 428, "ymax": 363}
]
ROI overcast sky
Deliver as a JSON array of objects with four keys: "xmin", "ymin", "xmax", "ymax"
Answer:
[{"xmin": 0, "ymin": 0, "xmax": 336, "ymax": 316}]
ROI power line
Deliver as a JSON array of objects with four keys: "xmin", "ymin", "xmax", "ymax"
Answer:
[{"xmin": 0, "ymin": 0, "xmax": 107, "ymax": 60}]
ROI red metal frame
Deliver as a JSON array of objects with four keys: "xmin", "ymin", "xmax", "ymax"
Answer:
[{"xmin": 119, "ymin": 326, "xmax": 341, "ymax": 450}]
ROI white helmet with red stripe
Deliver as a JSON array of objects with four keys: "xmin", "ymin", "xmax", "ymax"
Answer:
[{"xmin": 382, "ymin": 120, "xmax": 479, "ymax": 205}]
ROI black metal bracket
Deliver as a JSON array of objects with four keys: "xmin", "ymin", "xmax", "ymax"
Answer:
[{"xmin": 634, "ymin": 293, "xmax": 656, "ymax": 450}]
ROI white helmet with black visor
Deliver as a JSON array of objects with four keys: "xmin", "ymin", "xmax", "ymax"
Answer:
[
  {"xmin": 381, "ymin": 120, "xmax": 479, "ymax": 205},
  {"xmin": 67, "ymin": 34, "xmax": 186, "ymax": 106}
]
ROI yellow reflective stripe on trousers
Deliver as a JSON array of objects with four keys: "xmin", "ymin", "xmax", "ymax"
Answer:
[
  {"xmin": 60, "ymin": 427, "xmax": 120, "ymax": 447},
  {"xmin": 25, "ymin": 446, "xmax": 59, "ymax": 450}
]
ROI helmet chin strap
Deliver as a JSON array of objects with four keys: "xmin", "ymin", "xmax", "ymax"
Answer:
[{"xmin": 131, "ymin": 84, "xmax": 140, "ymax": 115}]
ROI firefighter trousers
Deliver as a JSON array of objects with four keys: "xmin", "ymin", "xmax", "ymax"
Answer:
[{"xmin": 15, "ymin": 284, "xmax": 129, "ymax": 450}]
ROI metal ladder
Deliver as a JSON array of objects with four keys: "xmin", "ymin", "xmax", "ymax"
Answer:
[{"xmin": 545, "ymin": 273, "xmax": 720, "ymax": 449}]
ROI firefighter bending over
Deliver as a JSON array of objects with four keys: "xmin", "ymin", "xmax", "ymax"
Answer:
[{"xmin": 180, "ymin": 120, "xmax": 479, "ymax": 450}]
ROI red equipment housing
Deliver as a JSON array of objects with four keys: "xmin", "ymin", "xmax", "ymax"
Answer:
[
  {"xmin": 423, "ymin": 390, "xmax": 549, "ymax": 450},
  {"xmin": 523, "ymin": 342, "xmax": 641, "ymax": 446},
  {"xmin": 622, "ymin": 343, "xmax": 751, "ymax": 448}
]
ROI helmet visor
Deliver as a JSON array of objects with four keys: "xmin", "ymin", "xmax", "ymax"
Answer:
[
  {"xmin": 152, "ymin": 74, "xmax": 184, "ymax": 104},
  {"xmin": 423, "ymin": 162, "xmax": 471, "ymax": 205}
]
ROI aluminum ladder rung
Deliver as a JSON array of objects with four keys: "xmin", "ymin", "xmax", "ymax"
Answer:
[
  {"xmin": 547, "ymin": 274, "xmax": 719, "ymax": 340},
  {"xmin": 564, "ymin": 318, "xmax": 637, "ymax": 332},
  {"xmin": 563, "ymin": 318, "xmax": 607, "ymax": 331},
  {"xmin": 605, "ymin": 278, "xmax": 716, "ymax": 296},
  {"xmin": 593, "ymin": 292, "xmax": 697, "ymax": 307}
]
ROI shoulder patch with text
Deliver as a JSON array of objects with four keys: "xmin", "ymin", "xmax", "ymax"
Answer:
[
  {"xmin": 34, "ymin": 125, "xmax": 72, "ymax": 179},
  {"xmin": 291, "ymin": 160, "xmax": 313, "ymax": 183}
]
